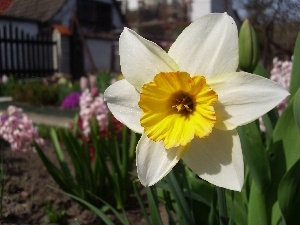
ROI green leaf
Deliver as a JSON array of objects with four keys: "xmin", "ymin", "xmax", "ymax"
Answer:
[
  {"xmin": 261, "ymin": 108, "xmax": 280, "ymax": 147},
  {"xmin": 217, "ymin": 187, "xmax": 228, "ymax": 225},
  {"xmin": 50, "ymin": 187, "xmax": 116, "ymax": 225},
  {"xmin": 248, "ymin": 183, "xmax": 268, "ymax": 225},
  {"xmin": 264, "ymin": 141, "xmax": 286, "ymax": 220},
  {"xmin": 34, "ymin": 142, "xmax": 74, "ymax": 193},
  {"xmin": 225, "ymin": 191, "xmax": 247, "ymax": 225},
  {"xmin": 98, "ymin": 197, "xmax": 131, "ymax": 225},
  {"xmin": 147, "ymin": 186, "xmax": 164, "ymax": 225},
  {"xmin": 253, "ymin": 64, "xmax": 270, "ymax": 78},
  {"xmin": 293, "ymin": 87, "xmax": 300, "ymax": 130},
  {"xmin": 133, "ymin": 180, "xmax": 152, "ymax": 225},
  {"xmin": 74, "ymin": 219, "xmax": 81, "ymax": 225},
  {"xmin": 271, "ymin": 201, "xmax": 282, "ymax": 225},
  {"xmin": 60, "ymin": 130, "xmax": 93, "ymax": 192},
  {"xmin": 278, "ymin": 158, "xmax": 300, "ymax": 224},
  {"xmin": 50, "ymin": 128, "xmax": 73, "ymax": 181},
  {"xmin": 166, "ymin": 170, "xmax": 195, "ymax": 225},
  {"xmin": 273, "ymin": 94, "xmax": 300, "ymax": 170},
  {"xmin": 161, "ymin": 190, "xmax": 177, "ymax": 225},
  {"xmin": 185, "ymin": 168, "xmax": 213, "ymax": 206},
  {"xmin": 237, "ymin": 122, "xmax": 271, "ymax": 193},
  {"xmin": 208, "ymin": 190, "xmax": 218, "ymax": 225},
  {"xmin": 289, "ymin": 32, "xmax": 300, "ymax": 97}
]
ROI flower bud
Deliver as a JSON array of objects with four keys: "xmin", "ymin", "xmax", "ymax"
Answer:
[{"xmin": 239, "ymin": 19, "xmax": 260, "ymax": 73}]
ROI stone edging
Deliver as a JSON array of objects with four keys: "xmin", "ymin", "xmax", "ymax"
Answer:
[{"xmin": 0, "ymin": 96, "xmax": 13, "ymax": 102}]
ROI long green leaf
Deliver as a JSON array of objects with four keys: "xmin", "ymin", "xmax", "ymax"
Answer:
[
  {"xmin": 133, "ymin": 180, "xmax": 152, "ymax": 225},
  {"xmin": 147, "ymin": 186, "xmax": 164, "ymax": 225},
  {"xmin": 61, "ymin": 131, "xmax": 93, "ymax": 193},
  {"xmin": 237, "ymin": 122, "xmax": 271, "ymax": 193},
  {"xmin": 278, "ymin": 158, "xmax": 300, "ymax": 224},
  {"xmin": 253, "ymin": 64, "xmax": 270, "ymax": 78},
  {"xmin": 34, "ymin": 142, "xmax": 74, "ymax": 193},
  {"xmin": 293, "ymin": 87, "xmax": 300, "ymax": 130},
  {"xmin": 161, "ymin": 190, "xmax": 177, "ymax": 225},
  {"xmin": 166, "ymin": 171, "xmax": 195, "ymax": 225},
  {"xmin": 208, "ymin": 190, "xmax": 218, "ymax": 225},
  {"xmin": 225, "ymin": 191, "xmax": 247, "ymax": 225},
  {"xmin": 264, "ymin": 141, "xmax": 286, "ymax": 221},
  {"xmin": 261, "ymin": 108, "xmax": 279, "ymax": 145},
  {"xmin": 50, "ymin": 187, "xmax": 115, "ymax": 225},
  {"xmin": 50, "ymin": 128, "xmax": 73, "ymax": 182},
  {"xmin": 248, "ymin": 183, "xmax": 268, "ymax": 225},
  {"xmin": 271, "ymin": 201, "xmax": 282, "ymax": 225},
  {"xmin": 185, "ymin": 169, "xmax": 213, "ymax": 206},
  {"xmin": 98, "ymin": 197, "xmax": 130, "ymax": 225},
  {"xmin": 289, "ymin": 32, "xmax": 300, "ymax": 97},
  {"xmin": 157, "ymin": 181, "xmax": 211, "ymax": 207},
  {"xmin": 217, "ymin": 187, "xmax": 228, "ymax": 225},
  {"xmin": 90, "ymin": 117, "xmax": 108, "ymax": 194},
  {"xmin": 273, "ymin": 94, "xmax": 300, "ymax": 170}
]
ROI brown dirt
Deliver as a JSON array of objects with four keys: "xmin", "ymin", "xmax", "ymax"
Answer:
[{"xmin": 0, "ymin": 140, "xmax": 147, "ymax": 225}]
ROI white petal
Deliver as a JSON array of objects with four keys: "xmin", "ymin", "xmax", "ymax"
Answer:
[
  {"xmin": 168, "ymin": 13, "xmax": 238, "ymax": 78},
  {"xmin": 137, "ymin": 134, "xmax": 181, "ymax": 186},
  {"xmin": 208, "ymin": 72, "xmax": 290, "ymax": 130},
  {"xmin": 104, "ymin": 79, "xmax": 143, "ymax": 133},
  {"xmin": 120, "ymin": 28, "xmax": 179, "ymax": 91},
  {"xmin": 182, "ymin": 129, "xmax": 243, "ymax": 191}
]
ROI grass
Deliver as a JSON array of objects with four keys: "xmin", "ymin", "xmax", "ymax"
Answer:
[{"xmin": 37, "ymin": 124, "xmax": 68, "ymax": 139}]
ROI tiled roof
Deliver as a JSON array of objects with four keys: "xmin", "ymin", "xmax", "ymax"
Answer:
[
  {"xmin": 3, "ymin": 0, "xmax": 66, "ymax": 22},
  {"xmin": 53, "ymin": 24, "xmax": 72, "ymax": 35},
  {"xmin": 0, "ymin": 0, "xmax": 14, "ymax": 14}
]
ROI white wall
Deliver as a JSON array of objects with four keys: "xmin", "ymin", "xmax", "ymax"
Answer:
[
  {"xmin": 126, "ymin": 0, "xmax": 139, "ymax": 11},
  {"xmin": 191, "ymin": 0, "xmax": 211, "ymax": 22},
  {"xmin": 84, "ymin": 38, "xmax": 112, "ymax": 73}
]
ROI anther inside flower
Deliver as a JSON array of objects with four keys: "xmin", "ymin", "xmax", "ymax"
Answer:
[{"xmin": 139, "ymin": 72, "xmax": 218, "ymax": 149}]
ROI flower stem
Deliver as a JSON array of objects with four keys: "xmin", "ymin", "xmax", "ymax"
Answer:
[{"xmin": 217, "ymin": 186, "xmax": 228, "ymax": 225}]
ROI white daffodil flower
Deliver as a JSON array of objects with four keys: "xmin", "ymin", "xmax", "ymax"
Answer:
[{"xmin": 104, "ymin": 13, "xmax": 289, "ymax": 191}]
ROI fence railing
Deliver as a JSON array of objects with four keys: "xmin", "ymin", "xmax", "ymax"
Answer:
[{"xmin": 0, "ymin": 24, "xmax": 57, "ymax": 79}]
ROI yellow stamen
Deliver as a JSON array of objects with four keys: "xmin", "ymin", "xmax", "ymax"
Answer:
[{"xmin": 172, "ymin": 94, "xmax": 194, "ymax": 113}]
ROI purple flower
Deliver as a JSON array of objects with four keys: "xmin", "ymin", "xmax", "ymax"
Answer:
[
  {"xmin": 61, "ymin": 92, "xmax": 82, "ymax": 109},
  {"xmin": 1, "ymin": 115, "xmax": 9, "ymax": 122}
]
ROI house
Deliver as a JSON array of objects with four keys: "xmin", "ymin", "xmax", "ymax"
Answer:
[
  {"xmin": 0, "ymin": 0, "xmax": 126, "ymax": 79},
  {"xmin": 51, "ymin": 0, "xmax": 126, "ymax": 77},
  {"xmin": 125, "ymin": 0, "xmax": 240, "ymax": 50},
  {"xmin": 191, "ymin": 0, "xmax": 239, "ymax": 23}
]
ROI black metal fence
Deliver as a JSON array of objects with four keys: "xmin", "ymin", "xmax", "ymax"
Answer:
[{"xmin": 0, "ymin": 24, "xmax": 57, "ymax": 79}]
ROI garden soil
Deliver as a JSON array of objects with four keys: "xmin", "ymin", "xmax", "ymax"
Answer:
[{"xmin": 0, "ymin": 140, "xmax": 149, "ymax": 225}]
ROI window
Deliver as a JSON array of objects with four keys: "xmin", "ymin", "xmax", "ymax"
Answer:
[{"xmin": 77, "ymin": 0, "xmax": 112, "ymax": 32}]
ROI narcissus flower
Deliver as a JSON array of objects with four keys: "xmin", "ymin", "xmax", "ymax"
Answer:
[{"xmin": 104, "ymin": 13, "xmax": 289, "ymax": 191}]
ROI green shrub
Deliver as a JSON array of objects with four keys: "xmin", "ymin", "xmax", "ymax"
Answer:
[
  {"xmin": 0, "ymin": 75, "xmax": 15, "ymax": 96},
  {"xmin": 95, "ymin": 72, "xmax": 112, "ymax": 93},
  {"xmin": 11, "ymin": 81, "xmax": 60, "ymax": 106}
]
